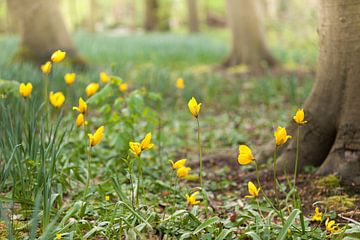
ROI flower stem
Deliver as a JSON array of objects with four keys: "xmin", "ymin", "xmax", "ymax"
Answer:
[
  {"xmin": 294, "ymin": 125, "xmax": 300, "ymax": 187},
  {"xmin": 196, "ymin": 118, "xmax": 203, "ymax": 189},
  {"xmin": 84, "ymin": 146, "xmax": 92, "ymax": 197},
  {"xmin": 273, "ymin": 146, "xmax": 279, "ymax": 207}
]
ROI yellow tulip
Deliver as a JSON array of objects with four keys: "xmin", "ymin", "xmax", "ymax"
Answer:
[
  {"xmin": 72, "ymin": 97, "xmax": 87, "ymax": 114},
  {"xmin": 169, "ymin": 159, "xmax": 187, "ymax": 170},
  {"xmin": 177, "ymin": 166, "xmax": 191, "ymax": 178},
  {"xmin": 119, "ymin": 83, "xmax": 128, "ymax": 92},
  {"xmin": 325, "ymin": 218, "xmax": 341, "ymax": 234},
  {"xmin": 88, "ymin": 126, "xmax": 104, "ymax": 147},
  {"xmin": 41, "ymin": 61, "xmax": 52, "ymax": 75},
  {"xmin": 188, "ymin": 97, "xmax": 201, "ymax": 118},
  {"xmin": 238, "ymin": 145, "xmax": 255, "ymax": 165},
  {"xmin": 140, "ymin": 132, "xmax": 154, "ymax": 150},
  {"xmin": 176, "ymin": 78, "xmax": 184, "ymax": 89},
  {"xmin": 105, "ymin": 195, "xmax": 110, "ymax": 201},
  {"xmin": 75, "ymin": 113, "xmax": 87, "ymax": 127},
  {"xmin": 293, "ymin": 108, "xmax": 308, "ymax": 124},
  {"xmin": 86, "ymin": 83, "xmax": 100, "ymax": 97},
  {"xmin": 100, "ymin": 72, "xmax": 110, "ymax": 84},
  {"xmin": 64, "ymin": 73, "xmax": 76, "ymax": 86},
  {"xmin": 129, "ymin": 142, "xmax": 142, "ymax": 157},
  {"xmin": 246, "ymin": 181, "xmax": 260, "ymax": 198},
  {"xmin": 56, "ymin": 233, "xmax": 62, "ymax": 240},
  {"xmin": 186, "ymin": 191, "xmax": 200, "ymax": 205},
  {"xmin": 19, "ymin": 83, "xmax": 33, "ymax": 98},
  {"xmin": 51, "ymin": 50, "xmax": 66, "ymax": 63},
  {"xmin": 274, "ymin": 126, "xmax": 292, "ymax": 146},
  {"xmin": 311, "ymin": 207, "xmax": 322, "ymax": 222},
  {"xmin": 49, "ymin": 91, "xmax": 65, "ymax": 108}
]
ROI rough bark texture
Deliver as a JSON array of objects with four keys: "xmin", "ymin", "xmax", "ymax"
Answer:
[
  {"xmin": 275, "ymin": 0, "xmax": 360, "ymax": 184},
  {"xmin": 144, "ymin": 0, "xmax": 159, "ymax": 31},
  {"xmin": 187, "ymin": 0, "xmax": 199, "ymax": 33},
  {"xmin": 7, "ymin": 0, "xmax": 84, "ymax": 66},
  {"xmin": 224, "ymin": 0, "xmax": 276, "ymax": 68}
]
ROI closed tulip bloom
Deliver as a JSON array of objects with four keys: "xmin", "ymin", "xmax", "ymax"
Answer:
[
  {"xmin": 51, "ymin": 50, "xmax": 66, "ymax": 63},
  {"xmin": 129, "ymin": 142, "xmax": 142, "ymax": 156},
  {"xmin": 176, "ymin": 78, "xmax": 184, "ymax": 89},
  {"xmin": 246, "ymin": 181, "xmax": 260, "ymax": 198},
  {"xmin": 119, "ymin": 83, "xmax": 128, "ymax": 92},
  {"xmin": 188, "ymin": 97, "xmax": 201, "ymax": 118},
  {"xmin": 169, "ymin": 159, "xmax": 187, "ymax": 170},
  {"xmin": 88, "ymin": 126, "xmax": 104, "ymax": 147},
  {"xmin": 56, "ymin": 233, "xmax": 62, "ymax": 240},
  {"xmin": 100, "ymin": 72, "xmax": 110, "ymax": 84},
  {"xmin": 293, "ymin": 109, "xmax": 308, "ymax": 124},
  {"xmin": 186, "ymin": 191, "xmax": 200, "ymax": 205},
  {"xmin": 49, "ymin": 91, "xmax": 65, "ymax": 108},
  {"xmin": 325, "ymin": 218, "xmax": 341, "ymax": 234},
  {"xmin": 238, "ymin": 145, "xmax": 255, "ymax": 165},
  {"xmin": 311, "ymin": 207, "xmax": 322, "ymax": 222},
  {"xmin": 75, "ymin": 113, "xmax": 87, "ymax": 127},
  {"xmin": 86, "ymin": 83, "xmax": 100, "ymax": 97},
  {"xmin": 64, "ymin": 73, "xmax": 76, "ymax": 86},
  {"xmin": 19, "ymin": 83, "xmax": 33, "ymax": 98},
  {"xmin": 177, "ymin": 166, "xmax": 191, "ymax": 178},
  {"xmin": 73, "ymin": 97, "xmax": 87, "ymax": 114},
  {"xmin": 141, "ymin": 132, "xmax": 154, "ymax": 150},
  {"xmin": 274, "ymin": 126, "xmax": 292, "ymax": 146},
  {"xmin": 41, "ymin": 61, "xmax": 52, "ymax": 75}
]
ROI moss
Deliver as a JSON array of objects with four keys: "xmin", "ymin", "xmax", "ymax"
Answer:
[
  {"xmin": 315, "ymin": 174, "xmax": 341, "ymax": 188},
  {"xmin": 324, "ymin": 195, "xmax": 356, "ymax": 211}
]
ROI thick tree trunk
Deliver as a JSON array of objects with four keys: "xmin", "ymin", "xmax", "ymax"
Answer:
[
  {"xmin": 144, "ymin": 0, "xmax": 159, "ymax": 31},
  {"xmin": 187, "ymin": 0, "xmax": 199, "ymax": 33},
  {"xmin": 7, "ymin": 0, "xmax": 84, "ymax": 65},
  {"xmin": 224, "ymin": 0, "xmax": 276, "ymax": 68},
  {"xmin": 88, "ymin": 0, "xmax": 97, "ymax": 33},
  {"xmin": 274, "ymin": 0, "xmax": 360, "ymax": 184}
]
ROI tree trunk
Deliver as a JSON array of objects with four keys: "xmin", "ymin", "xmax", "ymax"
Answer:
[
  {"xmin": 187, "ymin": 0, "xmax": 199, "ymax": 33},
  {"xmin": 274, "ymin": 0, "xmax": 360, "ymax": 184},
  {"xmin": 88, "ymin": 0, "xmax": 97, "ymax": 33},
  {"xmin": 7, "ymin": 0, "xmax": 84, "ymax": 66},
  {"xmin": 224, "ymin": 0, "xmax": 276, "ymax": 68},
  {"xmin": 144, "ymin": 0, "xmax": 159, "ymax": 31}
]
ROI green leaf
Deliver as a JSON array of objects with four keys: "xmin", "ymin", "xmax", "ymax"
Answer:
[
  {"xmin": 246, "ymin": 231, "xmax": 262, "ymax": 240},
  {"xmin": 215, "ymin": 228, "xmax": 234, "ymax": 240},
  {"xmin": 276, "ymin": 209, "xmax": 301, "ymax": 240},
  {"xmin": 193, "ymin": 217, "xmax": 220, "ymax": 235}
]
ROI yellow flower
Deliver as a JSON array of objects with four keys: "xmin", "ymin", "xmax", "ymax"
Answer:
[
  {"xmin": 186, "ymin": 191, "xmax": 200, "ymax": 205},
  {"xmin": 49, "ymin": 91, "xmax": 65, "ymax": 108},
  {"xmin": 293, "ymin": 108, "xmax": 308, "ymax": 124},
  {"xmin": 238, "ymin": 145, "xmax": 255, "ymax": 165},
  {"xmin": 246, "ymin": 181, "xmax": 260, "ymax": 198},
  {"xmin": 56, "ymin": 233, "xmax": 62, "ymax": 240},
  {"xmin": 188, "ymin": 97, "xmax": 201, "ymax": 118},
  {"xmin": 119, "ymin": 83, "xmax": 128, "ymax": 92},
  {"xmin": 140, "ymin": 132, "xmax": 154, "ymax": 150},
  {"xmin": 105, "ymin": 195, "xmax": 110, "ymax": 201},
  {"xmin": 75, "ymin": 113, "xmax": 87, "ymax": 127},
  {"xmin": 176, "ymin": 78, "xmax": 184, "ymax": 89},
  {"xmin": 19, "ymin": 83, "xmax": 33, "ymax": 98},
  {"xmin": 311, "ymin": 207, "xmax": 322, "ymax": 222},
  {"xmin": 100, "ymin": 72, "xmax": 110, "ymax": 84},
  {"xmin": 72, "ymin": 97, "xmax": 87, "ymax": 114},
  {"xmin": 177, "ymin": 166, "xmax": 191, "ymax": 178},
  {"xmin": 86, "ymin": 83, "xmax": 100, "ymax": 97},
  {"xmin": 129, "ymin": 142, "xmax": 142, "ymax": 157},
  {"xmin": 169, "ymin": 159, "xmax": 187, "ymax": 170},
  {"xmin": 88, "ymin": 126, "xmax": 104, "ymax": 147},
  {"xmin": 325, "ymin": 218, "xmax": 341, "ymax": 234},
  {"xmin": 64, "ymin": 73, "xmax": 76, "ymax": 86},
  {"xmin": 51, "ymin": 50, "xmax": 66, "ymax": 63},
  {"xmin": 274, "ymin": 126, "xmax": 292, "ymax": 146},
  {"xmin": 41, "ymin": 61, "xmax": 52, "ymax": 75}
]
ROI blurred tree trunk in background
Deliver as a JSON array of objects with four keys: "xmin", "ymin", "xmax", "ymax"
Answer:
[
  {"xmin": 269, "ymin": 0, "xmax": 360, "ymax": 184},
  {"xmin": 187, "ymin": 0, "xmax": 199, "ymax": 33},
  {"xmin": 224, "ymin": 0, "xmax": 276, "ymax": 68},
  {"xmin": 88, "ymin": 0, "xmax": 97, "ymax": 33},
  {"xmin": 7, "ymin": 0, "xmax": 84, "ymax": 65},
  {"xmin": 144, "ymin": 0, "xmax": 158, "ymax": 31}
]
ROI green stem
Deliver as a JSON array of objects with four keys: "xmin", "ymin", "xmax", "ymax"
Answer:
[
  {"xmin": 84, "ymin": 146, "xmax": 92, "ymax": 197},
  {"xmin": 273, "ymin": 146, "xmax": 279, "ymax": 207},
  {"xmin": 136, "ymin": 157, "xmax": 142, "ymax": 208},
  {"xmin": 254, "ymin": 161, "xmax": 276, "ymax": 211},
  {"xmin": 294, "ymin": 125, "xmax": 300, "ymax": 187},
  {"xmin": 196, "ymin": 118, "xmax": 203, "ymax": 189},
  {"xmin": 172, "ymin": 173, "xmax": 178, "ymax": 213}
]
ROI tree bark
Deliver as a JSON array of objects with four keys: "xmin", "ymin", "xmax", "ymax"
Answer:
[
  {"xmin": 7, "ymin": 0, "xmax": 84, "ymax": 65},
  {"xmin": 144, "ymin": 0, "xmax": 159, "ymax": 31},
  {"xmin": 187, "ymin": 0, "xmax": 199, "ymax": 33},
  {"xmin": 274, "ymin": 0, "xmax": 360, "ymax": 184},
  {"xmin": 224, "ymin": 0, "xmax": 276, "ymax": 68}
]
